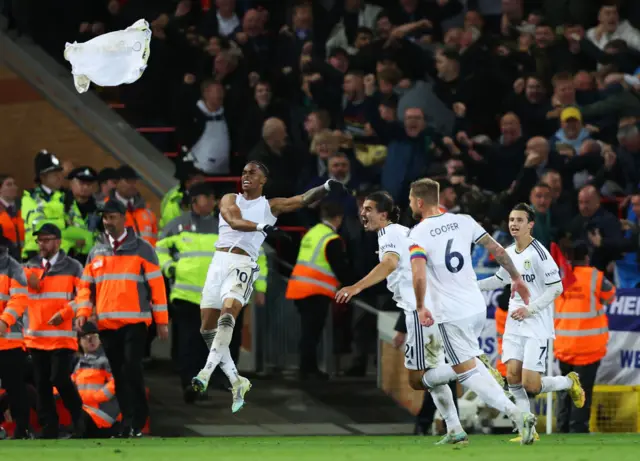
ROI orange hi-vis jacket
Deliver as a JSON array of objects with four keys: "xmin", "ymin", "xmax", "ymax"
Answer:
[
  {"xmin": 104, "ymin": 193, "xmax": 158, "ymax": 247},
  {"xmin": 554, "ymin": 265, "xmax": 615, "ymax": 366},
  {"xmin": 494, "ymin": 307, "xmax": 507, "ymax": 378},
  {"xmin": 0, "ymin": 250, "xmax": 28, "ymax": 351},
  {"xmin": 72, "ymin": 351, "xmax": 121, "ymax": 428},
  {"xmin": 0, "ymin": 208, "xmax": 25, "ymax": 251},
  {"xmin": 76, "ymin": 228, "xmax": 168, "ymax": 330},
  {"xmin": 23, "ymin": 251, "xmax": 83, "ymax": 351}
]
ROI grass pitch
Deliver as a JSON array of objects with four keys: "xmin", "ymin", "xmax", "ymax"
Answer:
[{"xmin": 1, "ymin": 434, "xmax": 638, "ymax": 461}]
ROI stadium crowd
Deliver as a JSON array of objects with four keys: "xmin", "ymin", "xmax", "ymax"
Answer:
[{"xmin": 1, "ymin": 0, "xmax": 640, "ymax": 439}]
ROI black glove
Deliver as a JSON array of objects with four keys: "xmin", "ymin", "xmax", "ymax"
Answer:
[
  {"xmin": 326, "ymin": 179, "xmax": 349, "ymax": 195},
  {"xmin": 263, "ymin": 225, "xmax": 292, "ymax": 241}
]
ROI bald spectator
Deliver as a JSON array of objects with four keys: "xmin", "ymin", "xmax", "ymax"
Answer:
[
  {"xmin": 525, "ymin": 136, "xmax": 564, "ymax": 179},
  {"xmin": 176, "ymin": 80, "xmax": 232, "ymax": 175},
  {"xmin": 248, "ymin": 118, "xmax": 298, "ymax": 197},
  {"xmin": 233, "ymin": 9, "xmax": 273, "ymax": 77},
  {"xmin": 567, "ymin": 184, "xmax": 623, "ymax": 271}
]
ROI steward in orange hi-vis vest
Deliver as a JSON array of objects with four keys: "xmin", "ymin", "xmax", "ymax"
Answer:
[
  {"xmin": 76, "ymin": 200, "xmax": 167, "ymax": 437},
  {"xmin": 75, "ymin": 228, "xmax": 168, "ymax": 330},
  {"xmin": 23, "ymin": 223, "xmax": 84, "ymax": 438},
  {"xmin": 0, "ymin": 239, "xmax": 31, "ymax": 438}
]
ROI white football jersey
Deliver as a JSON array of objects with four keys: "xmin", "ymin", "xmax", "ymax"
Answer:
[
  {"xmin": 377, "ymin": 223, "xmax": 416, "ymax": 311},
  {"xmin": 217, "ymin": 194, "xmax": 277, "ymax": 260},
  {"xmin": 495, "ymin": 239, "xmax": 561, "ymax": 339},
  {"xmin": 409, "ymin": 213, "xmax": 488, "ymax": 323}
]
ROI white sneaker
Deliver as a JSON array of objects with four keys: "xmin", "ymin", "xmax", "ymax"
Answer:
[{"xmin": 231, "ymin": 376, "xmax": 252, "ymax": 413}]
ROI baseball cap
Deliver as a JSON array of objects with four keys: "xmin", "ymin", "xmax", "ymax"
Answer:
[
  {"xmin": 34, "ymin": 223, "xmax": 62, "ymax": 239},
  {"xmin": 101, "ymin": 200, "xmax": 126, "ymax": 215},
  {"xmin": 561, "ymin": 107, "xmax": 582, "ymax": 122},
  {"xmin": 79, "ymin": 322, "xmax": 99, "ymax": 337}
]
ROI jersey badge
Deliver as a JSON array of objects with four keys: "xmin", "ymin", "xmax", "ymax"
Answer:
[{"xmin": 524, "ymin": 260, "xmax": 531, "ymax": 271}]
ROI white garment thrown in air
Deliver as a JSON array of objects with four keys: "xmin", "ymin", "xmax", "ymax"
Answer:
[{"xmin": 64, "ymin": 19, "xmax": 151, "ymax": 94}]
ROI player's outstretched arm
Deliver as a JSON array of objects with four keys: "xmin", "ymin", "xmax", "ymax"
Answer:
[
  {"xmin": 477, "ymin": 275, "xmax": 508, "ymax": 291},
  {"xmin": 220, "ymin": 193, "xmax": 260, "ymax": 232},
  {"xmin": 476, "ymin": 233, "xmax": 531, "ymax": 304},
  {"xmin": 336, "ymin": 253, "xmax": 399, "ymax": 303},
  {"xmin": 513, "ymin": 283, "xmax": 563, "ymax": 320},
  {"xmin": 269, "ymin": 180, "xmax": 347, "ymax": 216}
]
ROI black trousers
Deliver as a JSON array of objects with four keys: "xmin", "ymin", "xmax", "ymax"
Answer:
[
  {"xmin": 557, "ymin": 360, "xmax": 600, "ymax": 433},
  {"xmin": 0, "ymin": 348, "xmax": 30, "ymax": 434},
  {"xmin": 296, "ymin": 295, "xmax": 331, "ymax": 373},
  {"xmin": 30, "ymin": 348, "xmax": 83, "ymax": 436},
  {"xmin": 172, "ymin": 299, "xmax": 209, "ymax": 389},
  {"xmin": 100, "ymin": 323, "xmax": 148, "ymax": 431}
]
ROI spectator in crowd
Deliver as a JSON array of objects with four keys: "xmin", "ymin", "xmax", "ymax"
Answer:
[
  {"xmin": 325, "ymin": 0, "xmax": 382, "ymax": 56},
  {"xmin": 529, "ymin": 182, "xmax": 555, "ymax": 249},
  {"xmin": 550, "ymin": 107, "xmax": 592, "ymax": 151},
  {"xmin": 587, "ymin": 2, "xmax": 640, "ymax": 52},
  {"xmin": 567, "ymin": 184, "xmax": 622, "ymax": 271},
  {"xmin": 0, "ymin": 174, "xmax": 23, "ymax": 260},
  {"xmin": 249, "ymin": 117, "xmax": 299, "ymax": 199},
  {"xmin": 177, "ymin": 80, "xmax": 232, "ymax": 175}
]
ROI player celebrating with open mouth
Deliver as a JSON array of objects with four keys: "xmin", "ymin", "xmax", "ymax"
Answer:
[
  {"xmin": 476, "ymin": 203, "xmax": 585, "ymax": 442},
  {"xmin": 335, "ymin": 191, "xmax": 466, "ymax": 445},
  {"xmin": 192, "ymin": 161, "xmax": 347, "ymax": 412}
]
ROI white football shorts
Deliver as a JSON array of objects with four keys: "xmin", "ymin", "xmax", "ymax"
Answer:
[
  {"xmin": 201, "ymin": 252, "xmax": 260, "ymax": 309},
  {"xmin": 502, "ymin": 334, "xmax": 549, "ymax": 373},
  {"xmin": 403, "ymin": 310, "xmax": 445, "ymax": 370},
  {"xmin": 437, "ymin": 312, "xmax": 485, "ymax": 366}
]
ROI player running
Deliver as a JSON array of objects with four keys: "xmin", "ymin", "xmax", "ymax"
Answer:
[
  {"xmin": 408, "ymin": 178, "xmax": 538, "ymax": 445},
  {"xmin": 192, "ymin": 161, "xmax": 347, "ymax": 412},
  {"xmin": 477, "ymin": 203, "xmax": 585, "ymax": 442},
  {"xmin": 335, "ymin": 191, "xmax": 466, "ymax": 445}
]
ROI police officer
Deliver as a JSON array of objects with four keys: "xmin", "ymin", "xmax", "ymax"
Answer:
[
  {"xmin": 157, "ymin": 182, "xmax": 217, "ymax": 402},
  {"xmin": 159, "ymin": 150, "xmax": 206, "ymax": 229},
  {"xmin": 21, "ymin": 150, "xmax": 86, "ymax": 261},
  {"xmin": 66, "ymin": 167, "xmax": 101, "ymax": 264}
]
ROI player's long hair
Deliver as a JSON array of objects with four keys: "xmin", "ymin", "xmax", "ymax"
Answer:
[{"xmin": 366, "ymin": 191, "xmax": 401, "ymax": 223}]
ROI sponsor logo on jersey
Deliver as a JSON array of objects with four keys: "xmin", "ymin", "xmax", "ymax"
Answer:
[
  {"xmin": 380, "ymin": 243, "xmax": 396, "ymax": 252},
  {"xmin": 522, "ymin": 273, "xmax": 536, "ymax": 283}
]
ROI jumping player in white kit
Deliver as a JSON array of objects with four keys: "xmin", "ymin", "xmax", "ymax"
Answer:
[
  {"xmin": 477, "ymin": 203, "xmax": 585, "ymax": 442},
  {"xmin": 407, "ymin": 178, "xmax": 538, "ymax": 445},
  {"xmin": 334, "ymin": 191, "xmax": 466, "ymax": 445},
  {"xmin": 192, "ymin": 161, "xmax": 347, "ymax": 412}
]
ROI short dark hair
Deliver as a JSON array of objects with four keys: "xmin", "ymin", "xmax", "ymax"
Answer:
[
  {"xmin": 532, "ymin": 182, "xmax": 551, "ymax": 191},
  {"xmin": 247, "ymin": 161, "xmax": 269, "ymax": 178},
  {"xmin": 201, "ymin": 78, "xmax": 222, "ymax": 94},
  {"xmin": 366, "ymin": 191, "xmax": 400, "ymax": 223},
  {"xmin": 356, "ymin": 26, "xmax": 373, "ymax": 37},
  {"xmin": 512, "ymin": 203, "xmax": 535, "ymax": 222},
  {"xmin": 320, "ymin": 201, "xmax": 344, "ymax": 219},
  {"xmin": 571, "ymin": 241, "xmax": 590, "ymax": 263}
]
